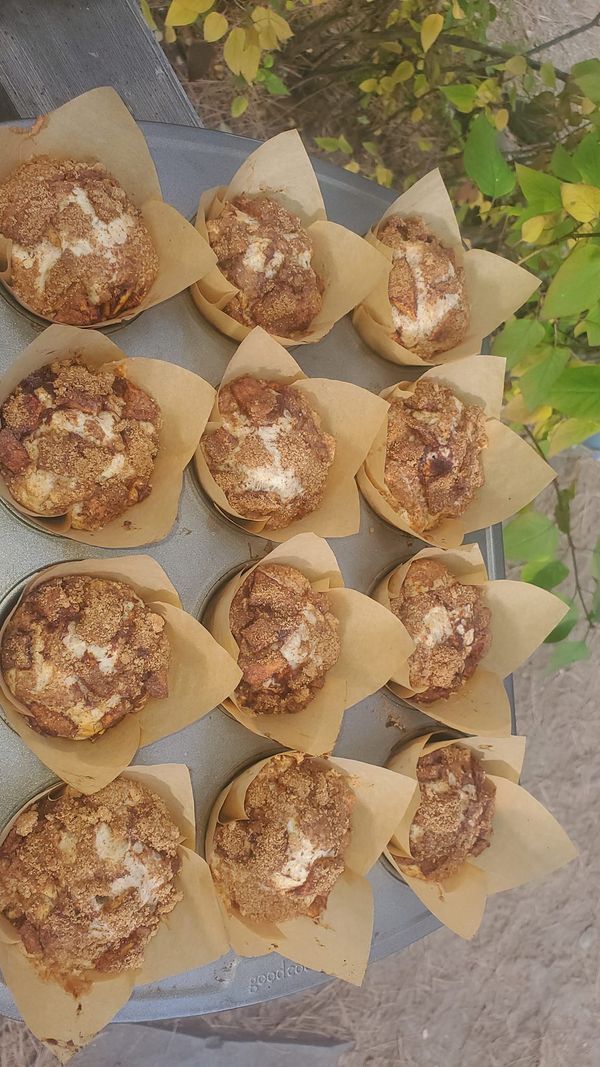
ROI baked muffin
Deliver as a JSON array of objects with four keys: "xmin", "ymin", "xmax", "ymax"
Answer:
[
  {"xmin": 0, "ymin": 779, "xmax": 181, "ymax": 991},
  {"xmin": 0, "ymin": 355, "xmax": 161, "ymax": 530},
  {"xmin": 383, "ymin": 379, "xmax": 487, "ymax": 532},
  {"xmin": 206, "ymin": 194, "xmax": 323, "ymax": 335},
  {"xmin": 392, "ymin": 744, "xmax": 496, "ymax": 881},
  {"xmin": 0, "ymin": 157, "xmax": 158, "ymax": 325},
  {"xmin": 390, "ymin": 558, "xmax": 491, "ymax": 703},
  {"xmin": 1, "ymin": 575, "xmax": 170, "ymax": 739},
  {"xmin": 378, "ymin": 215, "xmax": 469, "ymax": 360},
  {"xmin": 229, "ymin": 562, "xmax": 340, "ymax": 715},
  {"xmin": 201, "ymin": 375, "xmax": 335, "ymax": 529},
  {"xmin": 211, "ymin": 753, "xmax": 353, "ymax": 923}
]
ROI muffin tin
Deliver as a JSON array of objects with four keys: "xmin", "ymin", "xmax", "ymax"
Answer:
[{"xmin": 0, "ymin": 123, "xmax": 511, "ymax": 1021}]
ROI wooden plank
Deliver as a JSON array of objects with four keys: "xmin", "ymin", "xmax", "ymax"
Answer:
[{"xmin": 0, "ymin": 0, "xmax": 201, "ymax": 125}]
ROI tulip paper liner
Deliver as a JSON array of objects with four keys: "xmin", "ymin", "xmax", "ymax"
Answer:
[
  {"xmin": 0, "ymin": 764, "xmax": 229, "ymax": 1060},
  {"xmin": 352, "ymin": 167, "xmax": 540, "ymax": 366},
  {"xmin": 0, "ymin": 556, "xmax": 241, "ymax": 793},
  {"xmin": 357, "ymin": 354, "xmax": 555, "ymax": 548},
  {"xmin": 0, "ymin": 88, "xmax": 216, "ymax": 327},
  {"xmin": 373, "ymin": 543, "xmax": 568, "ymax": 737},
  {"xmin": 205, "ymin": 750, "xmax": 417, "ymax": 985},
  {"xmin": 384, "ymin": 734, "xmax": 578, "ymax": 939},
  {"xmin": 190, "ymin": 129, "xmax": 389, "ymax": 346},
  {"xmin": 0, "ymin": 324, "xmax": 216, "ymax": 547},
  {"xmin": 194, "ymin": 326, "xmax": 389, "ymax": 541},
  {"xmin": 204, "ymin": 533, "xmax": 413, "ymax": 754}
]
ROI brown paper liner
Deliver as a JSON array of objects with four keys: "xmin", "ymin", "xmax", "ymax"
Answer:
[
  {"xmin": 352, "ymin": 168, "xmax": 540, "ymax": 366},
  {"xmin": 0, "ymin": 324, "xmax": 216, "ymax": 547},
  {"xmin": 204, "ymin": 533, "xmax": 413, "ymax": 753},
  {"xmin": 0, "ymin": 557, "xmax": 241, "ymax": 793},
  {"xmin": 194, "ymin": 326, "xmax": 388, "ymax": 541},
  {"xmin": 205, "ymin": 751, "xmax": 417, "ymax": 985},
  {"xmin": 190, "ymin": 130, "xmax": 388, "ymax": 346},
  {"xmin": 0, "ymin": 764, "xmax": 229, "ymax": 1060},
  {"xmin": 357, "ymin": 355, "xmax": 555, "ymax": 548},
  {"xmin": 0, "ymin": 88, "xmax": 216, "ymax": 327},
  {"xmin": 373, "ymin": 543, "xmax": 568, "ymax": 736},
  {"xmin": 385, "ymin": 734, "xmax": 578, "ymax": 939}
]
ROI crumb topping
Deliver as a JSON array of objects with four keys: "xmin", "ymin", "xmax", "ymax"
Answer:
[
  {"xmin": 202, "ymin": 375, "xmax": 335, "ymax": 529},
  {"xmin": 211, "ymin": 753, "xmax": 353, "ymax": 923},
  {"xmin": 206, "ymin": 194, "xmax": 323, "ymax": 336},
  {"xmin": 0, "ymin": 355, "xmax": 161, "ymax": 530},
  {"xmin": 390, "ymin": 558, "xmax": 491, "ymax": 702},
  {"xmin": 229, "ymin": 562, "xmax": 340, "ymax": 715},
  {"xmin": 378, "ymin": 214, "xmax": 469, "ymax": 360},
  {"xmin": 0, "ymin": 779, "xmax": 182, "ymax": 991},
  {"xmin": 0, "ymin": 157, "xmax": 159, "ymax": 325},
  {"xmin": 1, "ymin": 575, "xmax": 170, "ymax": 739},
  {"xmin": 383, "ymin": 379, "xmax": 487, "ymax": 532}
]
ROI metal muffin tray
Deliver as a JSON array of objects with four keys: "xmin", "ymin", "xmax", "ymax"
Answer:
[{"xmin": 0, "ymin": 123, "xmax": 511, "ymax": 1022}]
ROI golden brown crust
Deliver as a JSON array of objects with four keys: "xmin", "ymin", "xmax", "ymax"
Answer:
[
  {"xmin": 383, "ymin": 379, "xmax": 487, "ymax": 532},
  {"xmin": 378, "ymin": 214, "xmax": 469, "ymax": 360},
  {"xmin": 390, "ymin": 558, "xmax": 491, "ymax": 702},
  {"xmin": 0, "ymin": 779, "xmax": 182, "ymax": 991},
  {"xmin": 211, "ymin": 753, "xmax": 353, "ymax": 923},
  {"xmin": 1, "ymin": 575, "xmax": 170, "ymax": 739},
  {"xmin": 202, "ymin": 376, "xmax": 335, "ymax": 529},
  {"xmin": 206, "ymin": 194, "xmax": 323, "ymax": 335},
  {"xmin": 393, "ymin": 744, "xmax": 496, "ymax": 881},
  {"xmin": 0, "ymin": 356, "xmax": 161, "ymax": 530},
  {"xmin": 0, "ymin": 157, "xmax": 159, "ymax": 325}
]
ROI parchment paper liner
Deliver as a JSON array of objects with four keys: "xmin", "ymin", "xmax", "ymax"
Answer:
[
  {"xmin": 0, "ymin": 324, "xmax": 216, "ymax": 547},
  {"xmin": 0, "ymin": 88, "xmax": 216, "ymax": 327},
  {"xmin": 206, "ymin": 750, "xmax": 417, "ymax": 985},
  {"xmin": 190, "ymin": 129, "xmax": 388, "ymax": 346},
  {"xmin": 384, "ymin": 734, "xmax": 577, "ymax": 939},
  {"xmin": 0, "ymin": 764, "xmax": 229, "ymax": 1060},
  {"xmin": 373, "ymin": 543, "xmax": 568, "ymax": 737},
  {"xmin": 0, "ymin": 556, "xmax": 241, "ymax": 793},
  {"xmin": 352, "ymin": 168, "xmax": 540, "ymax": 366},
  {"xmin": 204, "ymin": 533, "xmax": 413, "ymax": 753},
  {"xmin": 194, "ymin": 326, "xmax": 388, "ymax": 541},
  {"xmin": 357, "ymin": 354, "xmax": 555, "ymax": 548}
]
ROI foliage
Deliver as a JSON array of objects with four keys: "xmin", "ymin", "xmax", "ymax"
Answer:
[{"xmin": 142, "ymin": 0, "xmax": 600, "ymax": 668}]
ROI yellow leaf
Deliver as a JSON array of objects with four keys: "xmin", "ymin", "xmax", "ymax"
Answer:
[
  {"xmin": 164, "ymin": 24, "xmax": 177, "ymax": 42},
  {"xmin": 380, "ymin": 76, "xmax": 395, "ymax": 94},
  {"xmin": 140, "ymin": 0, "xmax": 157, "ymax": 31},
  {"xmin": 410, "ymin": 106, "xmax": 424, "ymax": 122},
  {"xmin": 375, "ymin": 164, "xmax": 393, "ymax": 187},
  {"xmin": 204, "ymin": 11, "xmax": 228, "ymax": 41},
  {"xmin": 561, "ymin": 182, "xmax": 600, "ymax": 222},
  {"xmin": 239, "ymin": 28, "xmax": 261, "ymax": 83},
  {"xmin": 580, "ymin": 96, "xmax": 596, "ymax": 115},
  {"xmin": 344, "ymin": 161, "xmax": 360, "ymax": 173},
  {"xmin": 521, "ymin": 215, "xmax": 547, "ymax": 243},
  {"xmin": 494, "ymin": 108, "xmax": 509, "ymax": 130},
  {"xmin": 452, "ymin": 0, "xmax": 465, "ymax": 17},
  {"xmin": 251, "ymin": 6, "xmax": 293, "ymax": 50},
  {"xmin": 359, "ymin": 78, "xmax": 379, "ymax": 93},
  {"xmin": 532, "ymin": 404, "xmax": 553, "ymax": 431},
  {"xmin": 504, "ymin": 55, "xmax": 527, "ymax": 77},
  {"xmin": 420, "ymin": 12, "xmax": 443, "ymax": 53},
  {"xmin": 393, "ymin": 60, "xmax": 414, "ymax": 83},
  {"xmin": 165, "ymin": 0, "xmax": 213, "ymax": 26},
  {"xmin": 223, "ymin": 27, "xmax": 247, "ymax": 75}
]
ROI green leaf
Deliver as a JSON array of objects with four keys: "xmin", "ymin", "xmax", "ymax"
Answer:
[
  {"xmin": 440, "ymin": 84, "xmax": 477, "ymax": 113},
  {"xmin": 554, "ymin": 482, "xmax": 575, "ymax": 535},
  {"xmin": 521, "ymin": 559, "xmax": 569, "ymax": 590},
  {"xmin": 572, "ymin": 59, "xmax": 600, "ymax": 104},
  {"xmin": 337, "ymin": 134, "xmax": 353, "ymax": 155},
  {"xmin": 503, "ymin": 511, "xmax": 558, "ymax": 562},
  {"xmin": 580, "ymin": 300, "xmax": 600, "ymax": 345},
  {"xmin": 230, "ymin": 95, "xmax": 248, "ymax": 118},
  {"xmin": 548, "ymin": 366, "xmax": 600, "ymax": 420},
  {"xmin": 550, "ymin": 144, "xmax": 581, "ymax": 184},
  {"xmin": 591, "ymin": 535, "xmax": 600, "ymax": 581},
  {"xmin": 262, "ymin": 71, "xmax": 290, "ymax": 95},
  {"xmin": 542, "ymin": 242, "xmax": 600, "ymax": 319},
  {"xmin": 464, "ymin": 114, "xmax": 515, "ymax": 198},
  {"xmin": 315, "ymin": 136, "xmax": 341, "ymax": 153},
  {"xmin": 491, "ymin": 317, "xmax": 545, "ymax": 370},
  {"xmin": 548, "ymin": 417, "xmax": 600, "ymax": 456},
  {"xmin": 540, "ymin": 62, "xmax": 556, "ymax": 89},
  {"xmin": 516, "ymin": 163, "xmax": 562, "ymax": 211},
  {"xmin": 590, "ymin": 581, "xmax": 600, "ymax": 623},
  {"xmin": 548, "ymin": 639, "xmax": 590, "ymax": 670},
  {"xmin": 519, "ymin": 345, "xmax": 570, "ymax": 411},
  {"xmin": 571, "ymin": 133, "xmax": 600, "ymax": 188},
  {"xmin": 545, "ymin": 598, "xmax": 578, "ymax": 643}
]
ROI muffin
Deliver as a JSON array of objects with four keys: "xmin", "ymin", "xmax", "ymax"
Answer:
[
  {"xmin": 0, "ymin": 355, "xmax": 161, "ymax": 530},
  {"xmin": 0, "ymin": 778, "xmax": 181, "ymax": 991},
  {"xmin": 382, "ymin": 379, "xmax": 487, "ymax": 532},
  {"xmin": 206, "ymin": 194, "xmax": 323, "ymax": 335},
  {"xmin": 0, "ymin": 157, "xmax": 159, "ymax": 325},
  {"xmin": 229, "ymin": 562, "xmax": 340, "ymax": 715},
  {"xmin": 392, "ymin": 744, "xmax": 496, "ymax": 881},
  {"xmin": 1, "ymin": 575, "xmax": 170, "ymax": 739},
  {"xmin": 201, "ymin": 375, "xmax": 335, "ymax": 529},
  {"xmin": 378, "ymin": 215, "xmax": 469, "ymax": 360},
  {"xmin": 211, "ymin": 753, "xmax": 353, "ymax": 923},
  {"xmin": 390, "ymin": 558, "xmax": 491, "ymax": 703}
]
